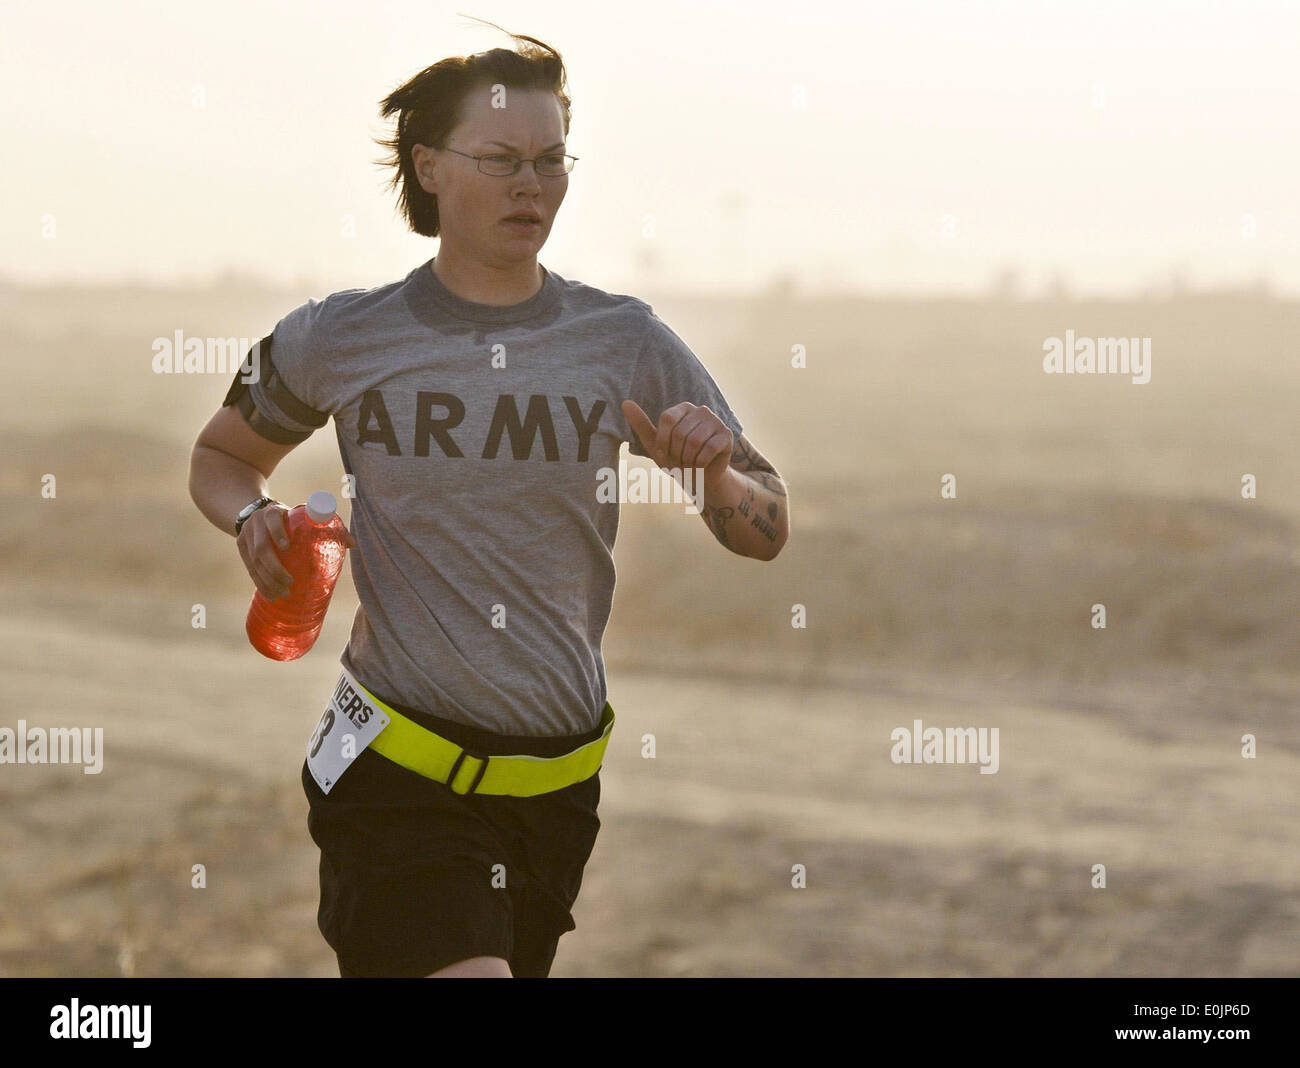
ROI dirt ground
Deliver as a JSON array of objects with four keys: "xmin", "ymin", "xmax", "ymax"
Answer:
[
  {"xmin": 1, "ymin": 586, "xmax": 1296, "ymax": 976},
  {"xmin": 3, "ymin": 282, "xmax": 1297, "ymax": 976}
]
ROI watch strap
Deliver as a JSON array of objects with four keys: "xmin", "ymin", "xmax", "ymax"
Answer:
[{"xmin": 235, "ymin": 496, "xmax": 275, "ymax": 535}]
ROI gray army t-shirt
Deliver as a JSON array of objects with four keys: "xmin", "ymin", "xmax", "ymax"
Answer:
[{"xmin": 232, "ymin": 258, "xmax": 743, "ymax": 737}]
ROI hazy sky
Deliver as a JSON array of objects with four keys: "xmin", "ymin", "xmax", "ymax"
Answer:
[{"xmin": 3, "ymin": 0, "xmax": 1297, "ymax": 296}]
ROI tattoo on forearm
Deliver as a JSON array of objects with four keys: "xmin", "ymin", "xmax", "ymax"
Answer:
[
  {"xmin": 737, "ymin": 483, "xmax": 754, "ymax": 518},
  {"xmin": 749, "ymin": 509, "xmax": 779, "ymax": 542},
  {"xmin": 698, "ymin": 436, "xmax": 786, "ymax": 552},
  {"xmin": 703, "ymin": 504, "xmax": 734, "ymax": 548},
  {"xmin": 738, "ymin": 471, "xmax": 781, "ymax": 542},
  {"xmin": 711, "ymin": 481, "xmax": 781, "ymax": 546},
  {"xmin": 731, "ymin": 438, "xmax": 787, "ymax": 497}
]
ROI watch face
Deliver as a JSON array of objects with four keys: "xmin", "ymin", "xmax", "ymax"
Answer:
[{"xmin": 237, "ymin": 498, "xmax": 269, "ymax": 530}]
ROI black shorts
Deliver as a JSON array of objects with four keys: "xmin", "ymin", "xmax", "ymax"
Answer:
[{"xmin": 300, "ymin": 692, "xmax": 605, "ymax": 978}]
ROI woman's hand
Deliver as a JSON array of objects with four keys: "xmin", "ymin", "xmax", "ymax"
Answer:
[
  {"xmin": 621, "ymin": 400, "xmax": 734, "ymax": 493},
  {"xmin": 237, "ymin": 502, "xmax": 295, "ymax": 601},
  {"xmin": 236, "ymin": 502, "xmax": 357, "ymax": 601}
]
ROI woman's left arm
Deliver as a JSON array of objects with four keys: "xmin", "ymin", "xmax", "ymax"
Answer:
[
  {"xmin": 696, "ymin": 434, "xmax": 788, "ymax": 560},
  {"xmin": 621, "ymin": 399, "xmax": 790, "ymax": 561}
]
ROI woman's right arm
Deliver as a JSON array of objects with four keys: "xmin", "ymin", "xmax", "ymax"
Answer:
[{"xmin": 188, "ymin": 405, "xmax": 353, "ymax": 601}]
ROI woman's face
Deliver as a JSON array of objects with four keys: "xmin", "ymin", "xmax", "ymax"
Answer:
[{"xmin": 415, "ymin": 86, "xmax": 568, "ymax": 265}]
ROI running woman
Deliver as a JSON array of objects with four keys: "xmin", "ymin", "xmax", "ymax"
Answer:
[{"xmin": 187, "ymin": 25, "xmax": 789, "ymax": 978}]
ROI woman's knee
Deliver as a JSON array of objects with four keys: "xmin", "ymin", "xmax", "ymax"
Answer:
[{"xmin": 426, "ymin": 955, "xmax": 512, "ymax": 977}]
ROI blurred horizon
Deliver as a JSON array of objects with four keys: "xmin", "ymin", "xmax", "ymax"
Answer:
[
  {"xmin": 0, "ymin": 263, "xmax": 1289, "ymax": 303},
  {"xmin": 4, "ymin": 1, "xmax": 1298, "ymax": 297}
]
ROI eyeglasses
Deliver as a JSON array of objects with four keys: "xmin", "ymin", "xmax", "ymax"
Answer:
[{"xmin": 441, "ymin": 146, "xmax": 578, "ymax": 177}]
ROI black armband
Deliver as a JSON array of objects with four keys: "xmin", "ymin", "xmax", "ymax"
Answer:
[{"xmin": 221, "ymin": 332, "xmax": 328, "ymax": 445}]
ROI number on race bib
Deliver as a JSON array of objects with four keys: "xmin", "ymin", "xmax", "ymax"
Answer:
[
  {"xmin": 306, "ymin": 668, "xmax": 391, "ymax": 794},
  {"xmin": 309, "ymin": 707, "xmax": 335, "ymax": 758}
]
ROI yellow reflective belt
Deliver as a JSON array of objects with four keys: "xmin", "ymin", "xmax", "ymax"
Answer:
[{"xmin": 358, "ymin": 679, "xmax": 614, "ymax": 797}]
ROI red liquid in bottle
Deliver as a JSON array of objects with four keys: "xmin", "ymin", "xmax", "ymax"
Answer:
[{"xmin": 246, "ymin": 491, "xmax": 349, "ymax": 661}]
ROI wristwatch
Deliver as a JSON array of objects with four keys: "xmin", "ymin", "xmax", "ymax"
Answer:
[{"xmin": 235, "ymin": 496, "xmax": 275, "ymax": 535}]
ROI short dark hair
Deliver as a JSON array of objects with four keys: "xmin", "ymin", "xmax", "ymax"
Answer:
[{"xmin": 374, "ymin": 19, "xmax": 571, "ymax": 237}]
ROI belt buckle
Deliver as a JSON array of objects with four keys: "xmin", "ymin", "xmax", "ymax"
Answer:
[{"xmin": 446, "ymin": 745, "xmax": 490, "ymax": 795}]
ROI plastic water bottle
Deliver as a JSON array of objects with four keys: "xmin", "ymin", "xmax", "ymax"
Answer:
[{"xmin": 246, "ymin": 490, "xmax": 349, "ymax": 661}]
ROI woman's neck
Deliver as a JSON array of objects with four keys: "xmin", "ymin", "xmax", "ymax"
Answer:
[{"xmin": 431, "ymin": 252, "xmax": 543, "ymax": 306}]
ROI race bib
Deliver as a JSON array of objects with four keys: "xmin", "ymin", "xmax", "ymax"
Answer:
[{"xmin": 306, "ymin": 666, "xmax": 392, "ymax": 794}]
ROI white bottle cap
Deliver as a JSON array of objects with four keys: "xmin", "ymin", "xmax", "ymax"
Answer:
[{"xmin": 306, "ymin": 490, "xmax": 337, "ymax": 523}]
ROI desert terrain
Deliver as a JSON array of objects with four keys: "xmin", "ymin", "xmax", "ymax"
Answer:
[{"xmin": 2, "ymin": 276, "xmax": 1296, "ymax": 975}]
